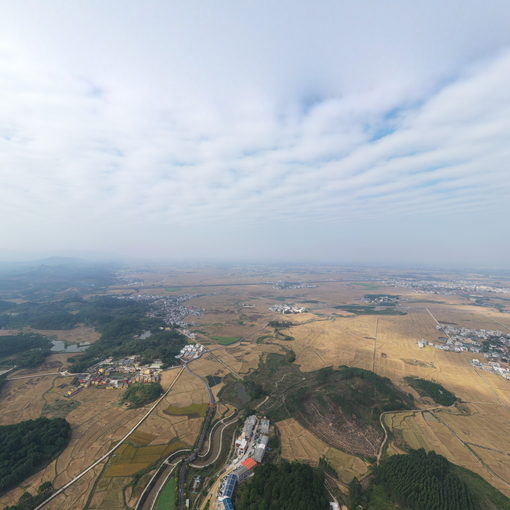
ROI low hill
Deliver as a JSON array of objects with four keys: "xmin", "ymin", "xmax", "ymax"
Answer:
[
  {"xmin": 350, "ymin": 448, "xmax": 510, "ymax": 510},
  {"xmin": 286, "ymin": 366, "xmax": 413, "ymax": 457},
  {"xmin": 405, "ymin": 376, "xmax": 457, "ymax": 406},
  {"xmin": 220, "ymin": 354, "xmax": 413, "ymax": 457},
  {"xmin": 121, "ymin": 382, "xmax": 163, "ymax": 408}
]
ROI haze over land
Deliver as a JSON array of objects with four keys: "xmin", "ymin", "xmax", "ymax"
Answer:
[{"xmin": 1, "ymin": 1, "xmax": 510, "ymax": 267}]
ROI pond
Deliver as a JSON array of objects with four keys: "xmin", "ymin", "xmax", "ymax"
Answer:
[{"xmin": 50, "ymin": 340, "xmax": 91, "ymax": 353}]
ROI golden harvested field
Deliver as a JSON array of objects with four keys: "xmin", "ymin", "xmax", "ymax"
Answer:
[
  {"xmin": 278, "ymin": 418, "xmax": 369, "ymax": 485},
  {"xmin": 29, "ymin": 325, "xmax": 101, "ymax": 344},
  {"xmin": 104, "ymin": 440, "xmax": 187, "ymax": 477},
  {"xmin": 85, "ymin": 367, "xmax": 208, "ymax": 509},
  {"xmin": 0, "ymin": 377, "xmax": 148, "ymax": 508},
  {"xmin": 252, "ymin": 283, "xmax": 510, "ymax": 496},
  {"xmin": 0, "ymin": 353, "xmax": 74, "ymax": 421},
  {"xmin": 2, "ymin": 268, "xmax": 510, "ymax": 507},
  {"xmin": 384, "ymin": 404, "xmax": 510, "ymax": 497}
]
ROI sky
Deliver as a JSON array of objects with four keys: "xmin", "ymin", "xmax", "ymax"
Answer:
[{"xmin": 1, "ymin": 1, "xmax": 510, "ymax": 268}]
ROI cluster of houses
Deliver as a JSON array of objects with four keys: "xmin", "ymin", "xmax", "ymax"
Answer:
[
  {"xmin": 471, "ymin": 359, "xmax": 510, "ymax": 380},
  {"xmin": 269, "ymin": 304, "xmax": 305, "ymax": 314},
  {"xmin": 434, "ymin": 324, "xmax": 510, "ymax": 356},
  {"xmin": 417, "ymin": 324, "xmax": 510, "ymax": 382},
  {"xmin": 175, "ymin": 343, "xmax": 206, "ymax": 362},
  {"xmin": 65, "ymin": 356, "xmax": 163, "ymax": 396},
  {"xmin": 363, "ymin": 294, "xmax": 399, "ymax": 305}
]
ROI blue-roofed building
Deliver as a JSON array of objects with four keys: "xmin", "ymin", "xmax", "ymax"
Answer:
[
  {"xmin": 222, "ymin": 474, "xmax": 237, "ymax": 498},
  {"xmin": 222, "ymin": 498, "xmax": 235, "ymax": 510}
]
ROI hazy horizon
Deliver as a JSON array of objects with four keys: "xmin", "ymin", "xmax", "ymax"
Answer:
[{"xmin": 2, "ymin": 1, "xmax": 510, "ymax": 268}]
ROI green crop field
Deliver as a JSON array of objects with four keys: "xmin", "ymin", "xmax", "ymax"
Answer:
[
  {"xmin": 156, "ymin": 475, "xmax": 176, "ymax": 510},
  {"xmin": 211, "ymin": 336, "xmax": 240, "ymax": 345},
  {"xmin": 164, "ymin": 403, "xmax": 209, "ymax": 418}
]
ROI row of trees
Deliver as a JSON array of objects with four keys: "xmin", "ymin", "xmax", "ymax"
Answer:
[{"xmin": 0, "ymin": 418, "xmax": 71, "ymax": 495}]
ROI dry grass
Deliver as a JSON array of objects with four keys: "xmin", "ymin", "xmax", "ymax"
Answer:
[
  {"xmin": 27, "ymin": 325, "xmax": 101, "ymax": 344},
  {"xmin": 278, "ymin": 418, "xmax": 369, "ymax": 485},
  {"xmin": 3, "ymin": 272, "xmax": 510, "ymax": 506}
]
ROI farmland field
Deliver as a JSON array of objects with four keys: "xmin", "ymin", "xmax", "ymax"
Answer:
[
  {"xmin": 155, "ymin": 475, "xmax": 176, "ymax": 510},
  {"xmin": 2, "ymin": 266, "xmax": 510, "ymax": 507},
  {"xmin": 211, "ymin": 335, "xmax": 240, "ymax": 345}
]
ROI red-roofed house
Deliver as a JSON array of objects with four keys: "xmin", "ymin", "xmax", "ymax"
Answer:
[{"xmin": 241, "ymin": 457, "xmax": 257, "ymax": 470}]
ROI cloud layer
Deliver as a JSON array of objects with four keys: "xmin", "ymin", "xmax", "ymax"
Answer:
[{"xmin": 1, "ymin": 1, "xmax": 510, "ymax": 267}]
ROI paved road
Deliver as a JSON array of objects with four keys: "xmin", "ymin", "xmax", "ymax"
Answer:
[
  {"xmin": 34, "ymin": 366, "xmax": 186, "ymax": 510},
  {"xmin": 177, "ymin": 361, "xmax": 218, "ymax": 510},
  {"xmin": 7, "ymin": 372, "xmax": 73, "ymax": 381},
  {"xmin": 191, "ymin": 412, "xmax": 238, "ymax": 468}
]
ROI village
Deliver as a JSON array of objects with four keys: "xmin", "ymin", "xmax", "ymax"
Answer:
[
  {"xmin": 417, "ymin": 324, "xmax": 510, "ymax": 381},
  {"xmin": 64, "ymin": 356, "xmax": 164, "ymax": 397},
  {"xmin": 119, "ymin": 293, "xmax": 204, "ymax": 326},
  {"xmin": 64, "ymin": 342, "xmax": 209, "ymax": 397}
]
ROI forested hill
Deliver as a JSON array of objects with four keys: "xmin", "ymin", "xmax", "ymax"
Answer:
[
  {"xmin": 235, "ymin": 461, "xmax": 329, "ymax": 510},
  {"xmin": 348, "ymin": 448, "xmax": 510, "ymax": 510},
  {"xmin": 375, "ymin": 449, "xmax": 479, "ymax": 510},
  {"xmin": 0, "ymin": 417, "xmax": 71, "ymax": 495}
]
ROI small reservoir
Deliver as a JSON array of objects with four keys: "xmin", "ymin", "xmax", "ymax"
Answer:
[{"xmin": 51, "ymin": 340, "xmax": 91, "ymax": 353}]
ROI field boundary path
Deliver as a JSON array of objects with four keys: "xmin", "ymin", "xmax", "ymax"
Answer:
[
  {"xmin": 377, "ymin": 406, "xmax": 445, "ymax": 465},
  {"xmin": 7, "ymin": 372, "xmax": 73, "ymax": 381},
  {"xmin": 34, "ymin": 366, "xmax": 186, "ymax": 510},
  {"xmin": 177, "ymin": 361, "xmax": 217, "ymax": 510}
]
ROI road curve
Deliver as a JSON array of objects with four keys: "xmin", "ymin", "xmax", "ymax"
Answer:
[{"xmin": 191, "ymin": 413, "xmax": 238, "ymax": 468}]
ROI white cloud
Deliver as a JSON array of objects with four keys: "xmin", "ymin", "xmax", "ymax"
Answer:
[{"xmin": 0, "ymin": 1, "xmax": 510, "ymax": 266}]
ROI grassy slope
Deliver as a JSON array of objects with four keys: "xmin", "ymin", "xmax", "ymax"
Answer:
[{"xmin": 454, "ymin": 465, "xmax": 510, "ymax": 510}]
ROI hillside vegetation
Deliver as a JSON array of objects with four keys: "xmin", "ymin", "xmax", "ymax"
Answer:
[
  {"xmin": 220, "ymin": 354, "xmax": 412, "ymax": 457},
  {"xmin": 67, "ymin": 297, "xmax": 186, "ymax": 372},
  {"xmin": 0, "ymin": 418, "xmax": 71, "ymax": 495},
  {"xmin": 286, "ymin": 366, "xmax": 413, "ymax": 456},
  {"xmin": 405, "ymin": 377, "xmax": 457, "ymax": 406},
  {"xmin": 235, "ymin": 460, "xmax": 329, "ymax": 510},
  {"xmin": 122, "ymin": 382, "xmax": 163, "ymax": 408},
  {"xmin": 374, "ymin": 449, "xmax": 478, "ymax": 510},
  {"xmin": 348, "ymin": 448, "xmax": 510, "ymax": 510}
]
